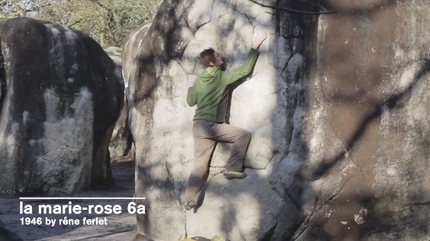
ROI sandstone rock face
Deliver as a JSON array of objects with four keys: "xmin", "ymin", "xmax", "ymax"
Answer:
[
  {"xmin": 0, "ymin": 17, "xmax": 124, "ymax": 195},
  {"xmin": 123, "ymin": 0, "xmax": 311, "ymax": 240},
  {"xmin": 296, "ymin": 1, "xmax": 430, "ymax": 240}
]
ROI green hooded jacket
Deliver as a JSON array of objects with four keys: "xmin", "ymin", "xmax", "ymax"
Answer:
[{"xmin": 187, "ymin": 48, "xmax": 260, "ymax": 122}]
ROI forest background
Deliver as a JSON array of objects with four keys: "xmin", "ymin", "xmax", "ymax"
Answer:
[{"xmin": 0, "ymin": 0, "xmax": 162, "ymax": 47}]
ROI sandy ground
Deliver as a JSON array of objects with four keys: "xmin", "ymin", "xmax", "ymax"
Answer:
[{"xmin": 0, "ymin": 158, "xmax": 144, "ymax": 241}]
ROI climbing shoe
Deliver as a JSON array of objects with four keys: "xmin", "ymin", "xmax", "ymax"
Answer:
[
  {"xmin": 223, "ymin": 170, "xmax": 247, "ymax": 180},
  {"xmin": 183, "ymin": 202, "xmax": 197, "ymax": 211}
]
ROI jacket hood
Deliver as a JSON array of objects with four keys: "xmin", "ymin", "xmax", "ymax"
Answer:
[{"xmin": 200, "ymin": 66, "xmax": 220, "ymax": 82}]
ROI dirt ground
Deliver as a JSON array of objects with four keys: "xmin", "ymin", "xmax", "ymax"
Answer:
[{"xmin": 0, "ymin": 157, "xmax": 146, "ymax": 241}]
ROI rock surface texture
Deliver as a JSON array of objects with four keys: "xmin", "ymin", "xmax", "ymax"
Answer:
[
  {"xmin": 296, "ymin": 1, "xmax": 430, "ymax": 241},
  {"xmin": 0, "ymin": 17, "xmax": 124, "ymax": 195},
  {"xmin": 123, "ymin": 0, "xmax": 430, "ymax": 240}
]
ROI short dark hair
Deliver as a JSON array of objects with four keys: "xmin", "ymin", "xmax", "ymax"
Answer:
[{"xmin": 199, "ymin": 48, "xmax": 216, "ymax": 68}]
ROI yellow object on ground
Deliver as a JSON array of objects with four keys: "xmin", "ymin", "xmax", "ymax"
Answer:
[{"xmin": 211, "ymin": 235, "xmax": 226, "ymax": 241}]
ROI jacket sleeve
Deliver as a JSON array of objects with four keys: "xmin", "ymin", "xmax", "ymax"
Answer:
[
  {"xmin": 186, "ymin": 86, "xmax": 197, "ymax": 107},
  {"xmin": 221, "ymin": 48, "xmax": 260, "ymax": 85}
]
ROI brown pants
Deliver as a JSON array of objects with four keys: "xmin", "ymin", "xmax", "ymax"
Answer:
[{"xmin": 184, "ymin": 120, "xmax": 252, "ymax": 205}]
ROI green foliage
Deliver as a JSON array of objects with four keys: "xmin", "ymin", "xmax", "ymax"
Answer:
[{"xmin": 0, "ymin": 0, "xmax": 162, "ymax": 47}]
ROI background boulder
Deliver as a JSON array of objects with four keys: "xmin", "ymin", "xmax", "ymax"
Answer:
[
  {"xmin": 0, "ymin": 17, "xmax": 124, "ymax": 195},
  {"xmin": 104, "ymin": 46, "xmax": 135, "ymax": 161}
]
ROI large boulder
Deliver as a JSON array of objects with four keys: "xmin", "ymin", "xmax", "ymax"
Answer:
[
  {"xmin": 0, "ymin": 17, "xmax": 124, "ymax": 195},
  {"xmin": 125, "ymin": 0, "xmax": 430, "ymax": 240},
  {"xmin": 123, "ymin": 0, "xmax": 310, "ymax": 240}
]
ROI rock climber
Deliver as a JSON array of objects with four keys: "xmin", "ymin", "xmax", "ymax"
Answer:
[{"xmin": 183, "ymin": 31, "xmax": 267, "ymax": 210}]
